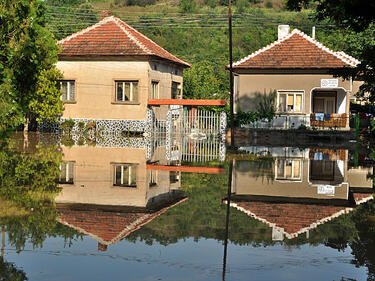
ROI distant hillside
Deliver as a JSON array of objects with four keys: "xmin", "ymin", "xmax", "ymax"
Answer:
[{"xmin": 44, "ymin": 0, "xmax": 349, "ymax": 100}]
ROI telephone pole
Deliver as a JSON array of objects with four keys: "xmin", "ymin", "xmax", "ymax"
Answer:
[{"xmin": 228, "ymin": 0, "xmax": 235, "ymax": 147}]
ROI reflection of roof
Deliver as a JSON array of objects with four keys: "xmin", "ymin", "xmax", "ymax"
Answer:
[
  {"xmin": 232, "ymin": 29, "xmax": 359, "ymax": 69},
  {"xmin": 58, "ymin": 16, "xmax": 190, "ymax": 67},
  {"xmin": 58, "ymin": 197, "xmax": 188, "ymax": 248},
  {"xmin": 352, "ymin": 192, "xmax": 374, "ymax": 205},
  {"xmin": 225, "ymin": 200, "xmax": 354, "ymax": 239}
]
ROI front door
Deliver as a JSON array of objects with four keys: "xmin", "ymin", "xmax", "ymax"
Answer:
[{"xmin": 313, "ymin": 92, "xmax": 336, "ymax": 113}]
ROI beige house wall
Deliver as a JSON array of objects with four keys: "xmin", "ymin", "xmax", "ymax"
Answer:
[
  {"xmin": 232, "ymin": 159, "xmax": 349, "ymax": 200},
  {"xmin": 148, "ymin": 61, "xmax": 184, "ymax": 120},
  {"xmin": 57, "ymin": 60, "xmax": 184, "ymax": 121},
  {"xmin": 55, "ymin": 146, "xmax": 176, "ymax": 207},
  {"xmin": 234, "ymin": 73, "xmax": 352, "ymax": 115},
  {"xmin": 57, "ymin": 61, "xmax": 149, "ymax": 120}
]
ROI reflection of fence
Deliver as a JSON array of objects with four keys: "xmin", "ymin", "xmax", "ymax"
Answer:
[
  {"xmin": 181, "ymin": 137, "xmax": 225, "ymax": 162},
  {"xmin": 242, "ymin": 114, "xmax": 349, "ymax": 130},
  {"xmin": 178, "ymin": 109, "xmax": 225, "ymax": 136}
]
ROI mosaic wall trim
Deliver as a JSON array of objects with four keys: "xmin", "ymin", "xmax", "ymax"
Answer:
[{"xmin": 39, "ymin": 109, "xmax": 154, "ymax": 134}]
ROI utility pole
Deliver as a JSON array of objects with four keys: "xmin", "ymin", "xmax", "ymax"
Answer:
[{"xmin": 228, "ymin": 0, "xmax": 235, "ymax": 147}]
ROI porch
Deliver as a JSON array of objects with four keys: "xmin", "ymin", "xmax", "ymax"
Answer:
[{"xmin": 310, "ymin": 89, "xmax": 349, "ymax": 128}]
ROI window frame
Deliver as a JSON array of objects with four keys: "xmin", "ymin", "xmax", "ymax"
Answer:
[
  {"xmin": 113, "ymin": 80, "xmax": 140, "ymax": 104},
  {"xmin": 171, "ymin": 81, "xmax": 182, "ymax": 99},
  {"xmin": 151, "ymin": 81, "xmax": 159, "ymax": 99},
  {"xmin": 59, "ymin": 161, "xmax": 75, "ymax": 184},
  {"xmin": 112, "ymin": 163, "xmax": 138, "ymax": 188},
  {"xmin": 60, "ymin": 80, "xmax": 76, "ymax": 103},
  {"xmin": 275, "ymin": 158, "xmax": 302, "ymax": 182},
  {"xmin": 277, "ymin": 90, "xmax": 304, "ymax": 114}
]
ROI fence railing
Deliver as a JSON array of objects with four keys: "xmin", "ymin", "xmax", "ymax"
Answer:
[
  {"xmin": 180, "ymin": 108, "xmax": 222, "ymax": 136},
  {"xmin": 242, "ymin": 114, "xmax": 351, "ymax": 130}
]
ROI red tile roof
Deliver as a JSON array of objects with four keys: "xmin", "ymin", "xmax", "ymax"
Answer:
[
  {"xmin": 58, "ymin": 198, "xmax": 188, "ymax": 248},
  {"xmin": 58, "ymin": 16, "xmax": 190, "ymax": 68},
  {"xmin": 225, "ymin": 200, "xmax": 354, "ymax": 239},
  {"xmin": 232, "ymin": 29, "xmax": 360, "ymax": 69},
  {"xmin": 352, "ymin": 192, "xmax": 374, "ymax": 205}
]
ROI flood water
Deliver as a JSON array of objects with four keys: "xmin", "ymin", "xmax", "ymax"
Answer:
[{"xmin": 0, "ymin": 132, "xmax": 374, "ymax": 281}]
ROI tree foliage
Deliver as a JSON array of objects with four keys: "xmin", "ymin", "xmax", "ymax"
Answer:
[{"xmin": 0, "ymin": 0, "xmax": 63, "ymax": 131}]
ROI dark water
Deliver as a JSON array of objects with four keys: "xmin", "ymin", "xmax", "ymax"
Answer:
[{"xmin": 0, "ymin": 133, "xmax": 374, "ymax": 281}]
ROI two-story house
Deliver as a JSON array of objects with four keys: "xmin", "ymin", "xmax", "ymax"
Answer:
[{"xmin": 54, "ymin": 15, "xmax": 190, "ymax": 133}]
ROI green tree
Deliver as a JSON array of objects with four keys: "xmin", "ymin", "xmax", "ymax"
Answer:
[
  {"xmin": 183, "ymin": 62, "xmax": 226, "ymax": 100},
  {"xmin": 0, "ymin": 0, "xmax": 63, "ymax": 132},
  {"xmin": 286, "ymin": 0, "xmax": 375, "ymax": 103}
]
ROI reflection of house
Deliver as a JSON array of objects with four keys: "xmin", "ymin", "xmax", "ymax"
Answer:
[
  {"xmin": 56, "ymin": 145, "xmax": 187, "ymax": 251},
  {"xmin": 55, "ymin": 14, "xmax": 190, "ymax": 132},
  {"xmin": 232, "ymin": 25, "xmax": 360, "ymax": 130},
  {"xmin": 228, "ymin": 147, "xmax": 373, "ymax": 240}
]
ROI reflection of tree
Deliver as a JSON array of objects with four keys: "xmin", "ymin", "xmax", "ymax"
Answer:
[
  {"xmin": 0, "ymin": 137, "xmax": 82, "ymax": 251},
  {"xmin": 349, "ymin": 202, "xmax": 375, "ymax": 281},
  {"xmin": 0, "ymin": 256, "xmax": 27, "ymax": 281}
]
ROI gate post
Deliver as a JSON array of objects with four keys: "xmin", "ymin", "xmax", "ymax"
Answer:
[
  {"xmin": 220, "ymin": 111, "xmax": 227, "ymax": 136},
  {"xmin": 166, "ymin": 109, "xmax": 172, "ymax": 160}
]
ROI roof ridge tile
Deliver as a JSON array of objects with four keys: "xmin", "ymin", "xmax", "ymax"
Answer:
[{"xmin": 111, "ymin": 16, "xmax": 152, "ymax": 55}]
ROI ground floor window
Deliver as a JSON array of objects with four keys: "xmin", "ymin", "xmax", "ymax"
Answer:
[
  {"xmin": 275, "ymin": 159, "xmax": 301, "ymax": 181},
  {"xmin": 116, "ymin": 81, "xmax": 138, "ymax": 102},
  {"xmin": 113, "ymin": 164, "xmax": 137, "ymax": 187},
  {"xmin": 277, "ymin": 91, "xmax": 303, "ymax": 113}
]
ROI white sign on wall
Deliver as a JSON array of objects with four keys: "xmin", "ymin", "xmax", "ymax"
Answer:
[{"xmin": 321, "ymin": 79, "xmax": 338, "ymax": 88}]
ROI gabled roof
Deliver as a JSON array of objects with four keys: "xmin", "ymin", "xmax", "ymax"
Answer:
[
  {"xmin": 225, "ymin": 200, "xmax": 354, "ymax": 239},
  {"xmin": 232, "ymin": 29, "xmax": 360, "ymax": 70},
  {"xmin": 57, "ymin": 197, "xmax": 188, "ymax": 248},
  {"xmin": 58, "ymin": 16, "xmax": 190, "ymax": 68}
]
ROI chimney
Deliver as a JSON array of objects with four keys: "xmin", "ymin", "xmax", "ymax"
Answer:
[
  {"xmin": 278, "ymin": 25, "xmax": 290, "ymax": 40},
  {"xmin": 98, "ymin": 243, "xmax": 108, "ymax": 252},
  {"xmin": 312, "ymin": 26, "xmax": 316, "ymax": 39},
  {"xmin": 101, "ymin": 10, "xmax": 111, "ymax": 19}
]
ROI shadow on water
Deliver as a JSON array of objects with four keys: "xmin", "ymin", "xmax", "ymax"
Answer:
[{"xmin": 0, "ymin": 131, "xmax": 374, "ymax": 280}]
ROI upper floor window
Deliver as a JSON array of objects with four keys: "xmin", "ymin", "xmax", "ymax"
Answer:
[
  {"xmin": 59, "ymin": 161, "xmax": 74, "ymax": 184},
  {"xmin": 151, "ymin": 81, "xmax": 159, "ymax": 99},
  {"xmin": 149, "ymin": 170, "xmax": 158, "ymax": 187},
  {"xmin": 278, "ymin": 91, "xmax": 303, "ymax": 113},
  {"xmin": 171, "ymin": 82, "xmax": 181, "ymax": 99},
  {"xmin": 60, "ymin": 80, "xmax": 76, "ymax": 102},
  {"xmin": 113, "ymin": 164, "xmax": 137, "ymax": 187},
  {"xmin": 116, "ymin": 81, "xmax": 138, "ymax": 102}
]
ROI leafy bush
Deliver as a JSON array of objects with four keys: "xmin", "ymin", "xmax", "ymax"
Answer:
[{"xmin": 60, "ymin": 119, "xmax": 75, "ymax": 134}]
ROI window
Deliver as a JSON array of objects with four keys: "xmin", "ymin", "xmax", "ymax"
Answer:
[
  {"xmin": 116, "ymin": 81, "xmax": 138, "ymax": 102},
  {"xmin": 151, "ymin": 81, "xmax": 159, "ymax": 99},
  {"xmin": 170, "ymin": 171, "xmax": 180, "ymax": 183},
  {"xmin": 60, "ymin": 80, "xmax": 76, "ymax": 102},
  {"xmin": 277, "ymin": 91, "xmax": 303, "ymax": 113},
  {"xmin": 113, "ymin": 164, "xmax": 137, "ymax": 187},
  {"xmin": 149, "ymin": 170, "xmax": 158, "ymax": 187},
  {"xmin": 276, "ymin": 159, "xmax": 301, "ymax": 181},
  {"xmin": 171, "ymin": 82, "xmax": 181, "ymax": 99},
  {"xmin": 59, "ymin": 162, "xmax": 74, "ymax": 184}
]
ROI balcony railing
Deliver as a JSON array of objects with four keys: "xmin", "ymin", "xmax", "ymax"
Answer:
[{"xmin": 310, "ymin": 113, "xmax": 348, "ymax": 128}]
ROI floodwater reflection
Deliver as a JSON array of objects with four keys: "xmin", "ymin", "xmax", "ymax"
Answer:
[{"xmin": 0, "ymin": 133, "xmax": 374, "ymax": 281}]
